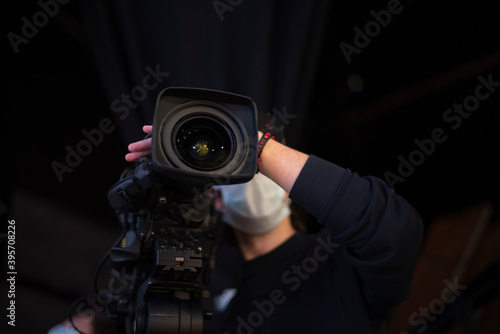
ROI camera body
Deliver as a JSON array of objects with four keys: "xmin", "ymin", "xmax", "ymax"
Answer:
[{"xmin": 103, "ymin": 88, "xmax": 259, "ymax": 334}]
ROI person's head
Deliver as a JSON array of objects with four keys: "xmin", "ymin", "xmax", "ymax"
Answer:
[{"xmin": 215, "ymin": 173, "xmax": 291, "ymax": 234}]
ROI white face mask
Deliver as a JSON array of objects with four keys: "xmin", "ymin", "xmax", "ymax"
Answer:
[{"xmin": 217, "ymin": 173, "xmax": 291, "ymax": 234}]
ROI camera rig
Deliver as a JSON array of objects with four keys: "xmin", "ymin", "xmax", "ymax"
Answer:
[
  {"xmin": 104, "ymin": 158, "xmax": 217, "ymax": 334},
  {"xmin": 96, "ymin": 87, "xmax": 258, "ymax": 334}
]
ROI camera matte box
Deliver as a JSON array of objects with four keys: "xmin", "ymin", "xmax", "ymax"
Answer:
[{"xmin": 152, "ymin": 87, "xmax": 258, "ymax": 186}]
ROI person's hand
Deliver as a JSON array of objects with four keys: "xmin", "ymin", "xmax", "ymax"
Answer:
[
  {"xmin": 62, "ymin": 316, "xmax": 96, "ymax": 334},
  {"xmin": 48, "ymin": 312, "xmax": 110, "ymax": 334},
  {"xmin": 125, "ymin": 125, "xmax": 153, "ymax": 162}
]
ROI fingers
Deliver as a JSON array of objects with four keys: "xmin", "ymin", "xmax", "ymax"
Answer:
[
  {"xmin": 126, "ymin": 137, "xmax": 152, "ymax": 161},
  {"xmin": 143, "ymin": 125, "xmax": 153, "ymax": 134},
  {"xmin": 125, "ymin": 150, "xmax": 152, "ymax": 162},
  {"xmin": 124, "ymin": 125, "xmax": 153, "ymax": 162},
  {"xmin": 60, "ymin": 311, "xmax": 111, "ymax": 334},
  {"xmin": 62, "ymin": 316, "xmax": 96, "ymax": 334},
  {"xmin": 128, "ymin": 137, "xmax": 152, "ymax": 153}
]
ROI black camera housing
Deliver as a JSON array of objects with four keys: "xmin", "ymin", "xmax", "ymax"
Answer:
[
  {"xmin": 152, "ymin": 87, "xmax": 258, "ymax": 187},
  {"xmin": 100, "ymin": 87, "xmax": 259, "ymax": 334}
]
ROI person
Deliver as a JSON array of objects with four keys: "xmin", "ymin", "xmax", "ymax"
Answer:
[
  {"xmin": 128, "ymin": 125, "xmax": 423, "ymax": 333},
  {"xmin": 50, "ymin": 125, "xmax": 423, "ymax": 333}
]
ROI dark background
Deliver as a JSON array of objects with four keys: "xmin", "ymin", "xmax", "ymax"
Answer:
[{"xmin": 3, "ymin": 0, "xmax": 500, "ymax": 333}]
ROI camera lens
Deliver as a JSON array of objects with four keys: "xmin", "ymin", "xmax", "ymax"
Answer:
[{"xmin": 174, "ymin": 116, "xmax": 234, "ymax": 170}]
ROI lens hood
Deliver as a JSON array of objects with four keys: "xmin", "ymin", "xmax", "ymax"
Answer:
[{"xmin": 152, "ymin": 87, "xmax": 258, "ymax": 186}]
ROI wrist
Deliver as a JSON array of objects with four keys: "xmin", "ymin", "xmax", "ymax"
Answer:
[
  {"xmin": 256, "ymin": 133, "xmax": 309, "ymax": 194},
  {"xmin": 257, "ymin": 131, "xmax": 275, "ymax": 163}
]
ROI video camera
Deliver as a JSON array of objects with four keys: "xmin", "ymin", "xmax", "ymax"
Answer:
[{"xmin": 102, "ymin": 87, "xmax": 258, "ymax": 333}]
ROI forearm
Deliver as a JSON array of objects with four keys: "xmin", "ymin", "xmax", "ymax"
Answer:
[
  {"xmin": 256, "ymin": 131, "xmax": 309, "ymax": 193},
  {"xmin": 290, "ymin": 155, "xmax": 423, "ymax": 303}
]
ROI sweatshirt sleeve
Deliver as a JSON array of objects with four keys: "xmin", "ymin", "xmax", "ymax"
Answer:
[{"xmin": 289, "ymin": 155, "xmax": 424, "ymax": 305}]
